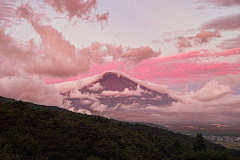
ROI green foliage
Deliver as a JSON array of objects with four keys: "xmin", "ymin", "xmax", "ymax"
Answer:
[{"xmin": 0, "ymin": 97, "xmax": 239, "ymax": 160}]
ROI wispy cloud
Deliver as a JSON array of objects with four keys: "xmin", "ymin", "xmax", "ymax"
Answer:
[
  {"xmin": 174, "ymin": 30, "xmax": 221, "ymax": 52},
  {"xmin": 205, "ymin": 0, "xmax": 240, "ymax": 7},
  {"xmin": 202, "ymin": 14, "xmax": 240, "ymax": 31}
]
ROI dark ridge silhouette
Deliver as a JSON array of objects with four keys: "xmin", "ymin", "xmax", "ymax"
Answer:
[{"xmin": 0, "ymin": 96, "xmax": 239, "ymax": 159}]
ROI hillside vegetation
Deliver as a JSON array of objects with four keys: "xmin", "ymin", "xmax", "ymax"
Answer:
[{"xmin": 0, "ymin": 96, "xmax": 239, "ymax": 160}]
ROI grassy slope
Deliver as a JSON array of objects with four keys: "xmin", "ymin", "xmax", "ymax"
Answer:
[{"xmin": 216, "ymin": 142, "xmax": 240, "ymax": 151}]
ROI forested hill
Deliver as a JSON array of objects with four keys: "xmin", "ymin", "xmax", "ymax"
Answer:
[{"xmin": 0, "ymin": 96, "xmax": 239, "ymax": 160}]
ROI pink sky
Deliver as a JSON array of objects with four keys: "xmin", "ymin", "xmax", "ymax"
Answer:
[{"xmin": 0, "ymin": 0, "xmax": 240, "ymax": 122}]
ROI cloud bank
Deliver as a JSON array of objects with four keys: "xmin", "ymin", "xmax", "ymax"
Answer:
[
  {"xmin": 0, "ymin": 75, "xmax": 63, "ymax": 106},
  {"xmin": 56, "ymin": 73, "xmax": 240, "ymax": 124}
]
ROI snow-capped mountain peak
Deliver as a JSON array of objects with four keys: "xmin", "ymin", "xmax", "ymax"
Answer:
[{"xmin": 56, "ymin": 71, "xmax": 177, "ymax": 116}]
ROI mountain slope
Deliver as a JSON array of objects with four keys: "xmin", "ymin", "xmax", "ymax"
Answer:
[{"xmin": 0, "ymin": 96, "xmax": 239, "ymax": 159}]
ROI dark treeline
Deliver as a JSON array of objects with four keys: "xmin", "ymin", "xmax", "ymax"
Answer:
[{"xmin": 0, "ymin": 97, "xmax": 239, "ymax": 160}]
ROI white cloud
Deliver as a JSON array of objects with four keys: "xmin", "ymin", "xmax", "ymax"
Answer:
[
  {"xmin": 188, "ymin": 80, "xmax": 232, "ymax": 102},
  {"xmin": 69, "ymin": 89, "xmax": 99, "ymax": 101},
  {"xmin": 101, "ymin": 84, "xmax": 151, "ymax": 97},
  {"xmin": 88, "ymin": 82, "xmax": 104, "ymax": 91},
  {"xmin": 0, "ymin": 75, "xmax": 63, "ymax": 106},
  {"xmin": 80, "ymin": 99, "xmax": 93, "ymax": 105},
  {"xmin": 90, "ymin": 102, "xmax": 108, "ymax": 113},
  {"xmin": 142, "ymin": 77, "xmax": 240, "ymax": 114},
  {"xmin": 76, "ymin": 108, "xmax": 92, "ymax": 115}
]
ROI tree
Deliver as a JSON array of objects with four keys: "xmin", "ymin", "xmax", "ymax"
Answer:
[{"xmin": 193, "ymin": 133, "xmax": 207, "ymax": 151}]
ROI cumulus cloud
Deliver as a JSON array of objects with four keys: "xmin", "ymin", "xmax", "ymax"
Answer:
[
  {"xmin": 0, "ymin": 29, "xmax": 32, "ymax": 61},
  {"xmin": 0, "ymin": 29, "xmax": 65, "ymax": 107},
  {"xmin": 81, "ymin": 42, "xmax": 161, "ymax": 64},
  {"xmin": 17, "ymin": 4, "xmax": 91, "ymax": 77},
  {"xmin": 0, "ymin": 1, "xmax": 161, "ymax": 108},
  {"xmin": 188, "ymin": 80, "xmax": 232, "ymax": 101},
  {"xmin": 202, "ymin": 14, "xmax": 240, "ymax": 31},
  {"xmin": 62, "ymin": 99, "xmax": 72, "ymax": 109},
  {"xmin": 123, "ymin": 76, "xmax": 239, "ymax": 125},
  {"xmin": 132, "ymin": 79, "xmax": 239, "ymax": 122},
  {"xmin": 69, "ymin": 107, "xmax": 91, "ymax": 115},
  {"xmin": 55, "ymin": 70, "xmax": 240, "ymax": 124},
  {"xmin": 0, "ymin": 62, "xmax": 19, "ymax": 78},
  {"xmin": 90, "ymin": 102, "xmax": 108, "ymax": 113},
  {"xmin": 153, "ymin": 76, "xmax": 240, "ymax": 113},
  {"xmin": 0, "ymin": 76, "xmax": 63, "ymax": 106},
  {"xmin": 76, "ymin": 108, "xmax": 92, "ymax": 115},
  {"xmin": 174, "ymin": 30, "xmax": 221, "ymax": 52},
  {"xmin": 25, "ymin": 25, "xmax": 90, "ymax": 77},
  {"xmin": 14, "ymin": 4, "xmax": 161, "ymax": 78},
  {"xmin": 122, "ymin": 47, "xmax": 161, "ymax": 63},
  {"xmin": 61, "ymin": 97, "xmax": 92, "ymax": 114}
]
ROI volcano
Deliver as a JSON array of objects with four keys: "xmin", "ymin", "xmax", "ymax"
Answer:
[{"xmin": 55, "ymin": 71, "xmax": 177, "ymax": 115}]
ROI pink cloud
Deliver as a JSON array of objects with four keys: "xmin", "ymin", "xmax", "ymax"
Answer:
[
  {"xmin": 217, "ymin": 74, "xmax": 240, "ymax": 88},
  {"xmin": 0, "ymin": 0, "xmax": 16, "ymax": 25},
  {"xmin": 80, "ymin": 42, "xmax": 161, "ymax": 64},
  {"xmin": 15, "ymin": 4, "xmax": 161, "ymax": 78},
  {"xmin": 154, "ymin": 78, "xmax": 240, "ymax": 117},
  {"xmin": 44, "ymin": 0, "xmax": 97, "ymax": 18},
  {"xmin": 202, "ymin": 14, "xmax": 240, "ymax": 31},
  {"xmin": 0, "ymin": 29, "xmax": 63, "ymax": 106},
  {"xmin": 108, "ymin": 75, "xmax": 240, "ymax": 124},
  {"xmin": 96, "ymin": 11, "xmax": 110, "ymax": 27},
  {"xmin": 54, "ymin": 73, "xmax": 240, "ymax": 124},
  {"xmin": 217, "ymin": 36, "xmax": 240, "ymax": 49},
  {"xmin": 46, "ymin": 48, "xmax": 240, "ymax": 85},
  {"xmin": 16, "ymin": 4, "xmax": 90, "ymax": 77},
  {"xmin": 0, "ymin": 29, "xmax": 32, "ymax": 62},
  {"xmin": 187, "ymin": 80, "xmax": 232, "ymax": 102},
  {"xmin": 131, "ymin": 49, "xmax": 240, "ymax": 81},
  {"xmin": 44, "ymin": 0, "xmax": 109, "ymax": 24},
  {"xmin": 0, "ymin": 62, "xmax": 19, "ymax": 78},
  {"xmin": 174, "ymin": 30, "xmax": 221, "ymax": 52},
  {"xmin": 134, "ymin": 61, "xmax": 240, "ymax": 81},
  {"xmin": 0, "ymin": 75, "xmax": 63, "ymax": 106},
  {"xmin": 206, "ymin": 0, "xmax": 240, "ymax": 7},
  {"xmin": 24, "ymin": 24, "xmax": 91, "ymax": 77},
  {"xmin": 122, "ymin": 46, "xmax": 161, "ymax": 63},
  {"xmin": 45, "ymin": 62, "xmax": 121, "ymax": 84}
]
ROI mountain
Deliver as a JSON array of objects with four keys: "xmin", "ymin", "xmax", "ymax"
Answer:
[
  {"xmin": 1, "ymin": 96, "xmax": 239, "ymax": 159},
  {"xmin": 55, "ymin": 71, "xmax": 177, "ymax": 119}
]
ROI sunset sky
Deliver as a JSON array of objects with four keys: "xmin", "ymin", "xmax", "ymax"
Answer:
[{"xmin": 0, "ymin": 0, "xmax": 240, "ymax": 124}]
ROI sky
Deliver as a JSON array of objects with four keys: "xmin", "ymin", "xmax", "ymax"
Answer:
[{"xmin": 0, "ymin": 0, "xmax": 240, "ymax": 124}]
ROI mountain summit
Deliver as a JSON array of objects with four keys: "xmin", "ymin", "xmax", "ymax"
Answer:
[{"xmin": 55, "ymin": 71, "xmax": 177, "ymax": 116}]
